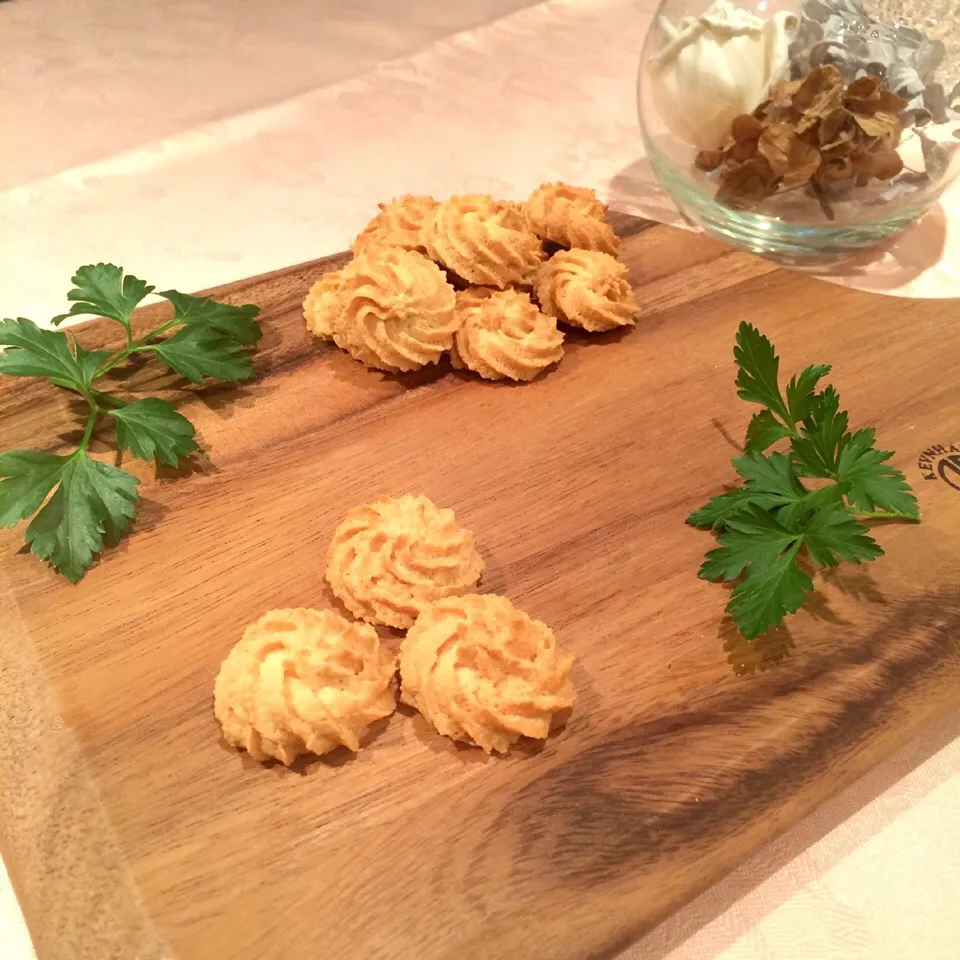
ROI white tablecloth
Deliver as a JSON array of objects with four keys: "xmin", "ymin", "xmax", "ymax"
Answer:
[{"xmin": 2, "ymin": 2, "xmax": 960, "ymax": 958}]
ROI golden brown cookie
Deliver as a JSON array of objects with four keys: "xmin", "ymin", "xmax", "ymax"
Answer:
[
  {"xmin": 303, "ymin": 269, "xmax": 344, "ymax": 340},
  {"xmin": 451, "ymin": 287, "xmax": 564, "ymax": 381},
  {"xmin": 334, "ymin": 247, "xmax": 458, "ymax": 371},
  {"xmin": 535, "ymin": 249, "xmax": 638, "ymax": 332},
  {"xmin": 421, "ymin": 195, "xmax": 543, "ymax": 288},
  {"xmin": 326, "ymin": 494, "xmax": 484, "ymax": 629},
  {"xmin": 399, "ymin": 594, "xmax": 576, "ymax": 754},
  {"xmin": 351, "ymin": 195, "xmax": 438, "ymax": 255},
  {"xmin": 213, "ymin": 608, "xmax": 397, "ymax": 765},
  {"xmin": 523, "ymin": 182, "xmax": 619, "ymax": 254}
]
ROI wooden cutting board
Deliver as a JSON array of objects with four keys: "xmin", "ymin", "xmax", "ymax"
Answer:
[{"xmin": 1, "ymin": 216, "xmax": 959, "ymax": 960}]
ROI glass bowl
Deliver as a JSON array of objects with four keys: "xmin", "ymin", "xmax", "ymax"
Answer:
[{"xmin": 637, "ymin": 0, "xmax": 960, "ymax": 263}]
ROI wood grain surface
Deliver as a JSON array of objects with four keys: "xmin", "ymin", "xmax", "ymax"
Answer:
[{"xmin": 1, "ymin": 216, "xmax": 959, "ymax": 960}]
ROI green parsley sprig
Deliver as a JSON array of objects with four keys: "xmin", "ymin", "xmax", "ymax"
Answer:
[
  {"xmin": 0, "ymin": 264, "xmax": 261, "ymax": 582},
  {"xmin": 688, "ymin": 322, "xmax": 919, "ymax": 639}
]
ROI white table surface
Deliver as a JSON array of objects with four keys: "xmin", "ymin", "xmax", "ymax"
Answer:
[{"xmin": 2, "ymin": 2, "xmax": 960, "ymax": 958}]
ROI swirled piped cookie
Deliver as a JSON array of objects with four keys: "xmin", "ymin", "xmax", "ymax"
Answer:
[
  {"xmin": 421, "ymin": 195, "xmax": 543, "ymax": 288},
  {"xmin": 326, "ymin": 495, "xmax": 484, "ymax": 629},
  {"xmin": 535, "ymin": 249, "xmax": 638, "ymax": 333},
  {"xmin": 352, "ymin": 195, "xmax": 437, "ymax": 255},
  {"xmin": 333, "ymin": 248, "xmax": 458, "ymax": 371},
  {"xmin": 399, "ymin": 594, "xmax": 576, "ymax": 754},
  {"xmin": 214, "ymin": 608, "xmax": 397, "ymax": 765},
  {"xmin": 303, "ymin": 269, "xmax": 343, "ymax": 340},
  {"xmin": 523, "ymin": 182, "xmax": 619, "ymax": 255},
  {"xmin": 450, "ymin": 288, "xmax": 564, "ymax": 382}
]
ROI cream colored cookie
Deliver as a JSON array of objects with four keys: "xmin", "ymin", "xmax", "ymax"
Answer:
[
  {"xmin": 326, "ymin": 494, "xmax": 484, "ymax": 629},
  {"xmin": 351, "ymin": 195, "xmax": 437, "ymax": 255},
  {"xmin": 303, "ymin": 269, "xmax": 344, "ymax": 340},
  {"xmin": 421, "ymin": 195, "xmax": 543, "ymax": 288},
  {"xmin": 399, "ymin": 594, "xmax": 575, "ymax": 754},
  {"xmin": 450, "ymin": 288, "xmax": 564, "ymax": 382},
  {"xmin": 214, "ymin": 608, "xmax": 397, "ymax": 765},
  {"xmin": 523, "ymin": 182, "xmax": 619, "ymax": 254},
  {"xmin": 535, "ymin": 249, "xmax": 638, "ymax": 332},
  {"xmin": 334, "ymin": 247, "xmax": 458, "ymax": 371}
]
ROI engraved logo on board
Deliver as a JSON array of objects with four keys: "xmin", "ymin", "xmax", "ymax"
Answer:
[{"xmin": 918, "ymin": 443, "xmax": 960, "ymax": 492}]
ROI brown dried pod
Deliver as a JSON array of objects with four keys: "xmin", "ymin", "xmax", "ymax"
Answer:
[
  {"xmin": 852, "ymin": 146, "xmax": 904, "ymax": 180},
  {"xmin": 877, "ymin": 89, "xmax": 909, "ymax": 113},
  {"xmin": 845, "ymin": 76, "xmax": 882, "ymax": 101},
  {"xmin": 783, "ymin": 140, "xmax": 822, "ymax": 185},
  {"xmin": 845, "ymin": 77, "xmax": 909, "ymax": 115},
  {"xmin": 771, "ymin": 79, "xmax": 803, "ymax": 109},
  {"xmin": 819, "ymin": 108, "xmax": 852, "ymax": 147},
  {"xmin": 729, "ymin": 138, "xmax": 761, "ymax": 163},
  {"xmin": 695, "ymin": 150, "xmax": 723, "ymax": 172},
  {"xmin": 716, "ymin": 157, "xmax": 778, "ymax": 207},
  {"xmin": 757, "ymin": 122, "xmax": 795, "ymax": 176},
  {"xmin": 853, "ymin": 111, "xmax": 902, "ymax": 142},
  {"xmin": 731, "ymin": 114, "xmax": 765, "ymax": 142},
  {"xmin": 847, "ymin": 76, "xmax": 882, "ymax": 98},
  {"xmin": 793, "ymin": 65, "xmax": 846, "ymax": 131}
]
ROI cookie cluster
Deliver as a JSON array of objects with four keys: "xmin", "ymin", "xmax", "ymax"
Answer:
[
  {"xmin": 214, "ymin": 495, "xmax": 575, "ymax": 762},
  {"xmin": 303, "ymin": 183, "xmax": 639, "ymax": 381}
]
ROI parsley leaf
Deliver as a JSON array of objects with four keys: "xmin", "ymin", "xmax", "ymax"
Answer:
[
  {"xmin": 0, "ymin": 318, "xmax": 110, "ymax": 389},
  {"xmin": 785, "ymin": 364, "xmax": 831, "ymax": 423},
  {"xmin": 802, "ymin": 503, "xmax": 883, "ymax": 567},
  {"xmin": 688, "ymin": 488, "xmax": 770, "ymax": 529},
  {"xmin": 728, "ymin": 546, "xmax": 812, "ymax": 640},
  {"xmin": 25, "ymin": 453, "xmax": 140, "ymax": 583},
  {"xmin": 733, "ymin": 450, "xmax": 805, "ymax": 503},
  {"xmin": 700, "ymin": 505, "xmax": 800, "ymax": 581},
  {"xmin": 161, "ymin": 291, "xmax": 262, "ymax": 346},
  {"xmin": 791, "ymin": 386, "xmax": 850, "ymax": 478},
  {"xmin": 147, "ymin": 325, "xmax": 255, "ymax": 383},
  {"xmin": 736, "ymin": 324, "xmax": 832, "ymax": 447},
  {"xmin": 109, "ymin": 398, "xmax": 199, "ymax": 467},
  {"xmin": 734, "ymin": 323, "xmax": 790, "ymax": 422},
  {"xmin": 0, "ymin": 451, "xmax": 69, "ymax": 527},
  {"xmin": 744, "ymin": 409, "xmax": 792, "ymax": 453},
  {"xmin": 688, "ymin": 450, "xmax": 802, "ymax": 529},
  {"xmin": 732, "ymin": 450, "xmax": 842, "ymax": 529},
  {"xmin": 836, "ymin": 429, "xmax": 920, "ymax": 519},
  {"xmin": 690, "ymin": 322, "xmax": 919, "ymax": 639},
  {"xmin": 699, "ymin": 507, "xmax": 814, "ymax": 638},
  {"xmin": 0, "ymin": 265, "xmax": 260, "ymax": 581},
  {"xmin": 53, "ymin": 264, "xmax": 154, "ymax": 332}
]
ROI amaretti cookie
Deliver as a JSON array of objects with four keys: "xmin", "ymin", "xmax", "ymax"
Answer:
[
  {"xmin": 421, "ymin": 195, "xmax": 543, "ymax": 288},
  {"xmin": 535, "ymin": 249, "xmax": 638, "ymax": 332},
  {"xmin": 326, "ymin": 494, "xmax": 484, "ymax": 629},
  {"xmin": 451, "ymin": 287, "xmax": 564, "ymax": 381},
  {"xmin": 334, "ymin": 247, "xmax": 458, "ymax": 371},
  {"xmin": 523, "ymin": 182, "xmax": 619, "ymax": 255},
  {"xmin": 399, "ymin": 594, "xmax": 575, "ymax": 754},
  {"xmin": 214, "ymin": 608, "xmax": 397, "ymax": 765},
  {"xmin": 352, "ymin": 194, "xmax": 437, "ymax": 255}
]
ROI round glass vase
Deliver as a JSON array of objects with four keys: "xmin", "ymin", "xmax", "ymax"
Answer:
[{"xmin": 637, "ymin": 0, "xmax": 960, "ymax": 264}]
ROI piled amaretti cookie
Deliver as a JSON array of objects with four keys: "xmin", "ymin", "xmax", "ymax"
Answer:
[
  {"xmin": 302, "ymin": 183, "xmax": 639, "ymax": 381},
  {"xmin": 213, "ymin": 494, "xmax": 576, "ymax": 764}
]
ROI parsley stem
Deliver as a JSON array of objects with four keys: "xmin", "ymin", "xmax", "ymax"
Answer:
[
  {"xmin": 93, "ymin": 390, "xmax": 126, "ymax": 408},
  {"xmin": 771, "ymin": 408, "xmax": 801, "ymax": 441},
  {"xmin": 77, "ymin": 392, "xmax": 100, "ymax": 453},
  {"xmin": 93, "ymin": 318, "xmax": 181, "ymax": 380},
  {"xmin": 852, "ymin": 508, "xmax": 922, "ymax": 523}
]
